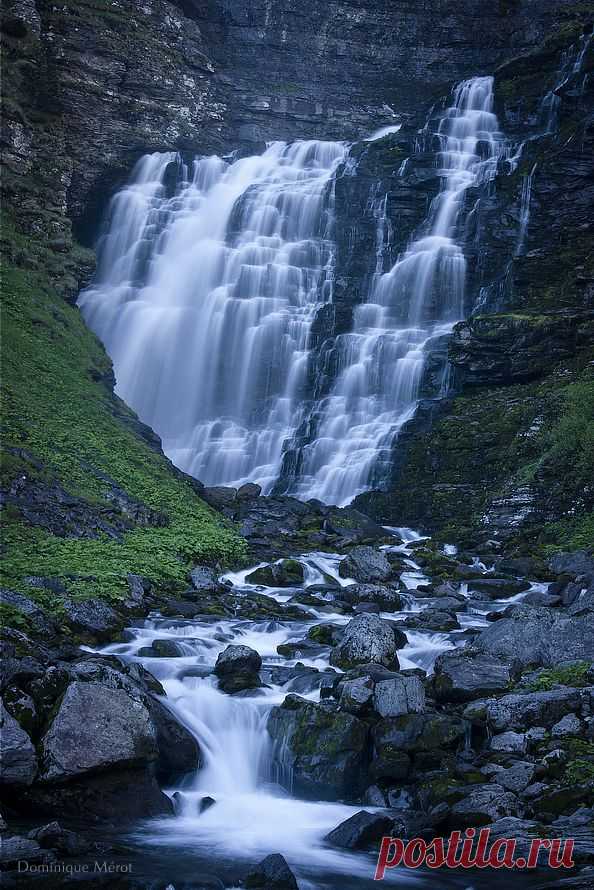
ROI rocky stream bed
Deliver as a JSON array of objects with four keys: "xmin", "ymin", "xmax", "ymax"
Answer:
[{"xmin": 1, "ymin": 490, "xmax": 594, "ymax": 889}]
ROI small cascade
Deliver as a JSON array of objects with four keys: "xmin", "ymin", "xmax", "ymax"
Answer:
[
  {"xmin": 290, "ymin": 76, "xmax": 505, "ymax": 505},
  {"xmin": 79, "ymin": 141, "xmax": 346, "ymax": 493},
  {"xmin": 515, "ymin": 162, "xmax": 537, "ymax": 256},
  {"xmin": 540, "ymin": 30, "xmax": 593, "ymax": 133}
]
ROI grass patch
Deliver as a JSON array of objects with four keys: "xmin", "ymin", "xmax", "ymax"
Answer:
[
  {"xmin": 528, "ymin": 661, "xmax": 591, "ymax": 692},
  {"xmin": 1, "ymin": 224, "xmax": 246, "ymax": 618}
]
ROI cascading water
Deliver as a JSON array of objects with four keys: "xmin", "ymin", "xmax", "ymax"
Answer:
[
  {"xmin": 290, "ymin": 76, "xmax": 504, "ymax": 505},
  {"xmin": 79, "ymin": 141, "xmax": 346, "ymax": 493}
]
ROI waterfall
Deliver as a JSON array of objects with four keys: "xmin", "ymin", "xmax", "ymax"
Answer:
[
  {"xmin": 79, "ymin": 141, "xmax": 346, "ymax": 493},
  {"xmin": 291, "ymin": 76, "xmax": 504, "ymax": 505},
  {"xmin": 79, "ymin": 79, "xmax": 504, "ymax": 506}
]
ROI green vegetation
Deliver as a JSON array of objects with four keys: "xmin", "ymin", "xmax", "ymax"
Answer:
[
  {"xmin": 1, "ymin": 223, "xmax": 246, "ymax": 624},
  {"xmin": 528, "ymin": 661, "xmax": 591, "ymax": 692}
]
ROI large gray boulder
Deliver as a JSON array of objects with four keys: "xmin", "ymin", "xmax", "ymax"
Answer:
[
  {"xmin": 40, "ymin": 681, "xmax": 158, "ymax": 781},
  {"xmin": 464, "ymin": 686, "xmax": 593, "ymax": 732},
  {"xmin": 62, "ymin": 598, "xmax": 122, "ymax": 641},
  {"xmin": 245, "ymin": 853, "xmax": 298, "ymax": 890},
  {"xmin": 0, "ymin": 700, "xmax": 37, "ymax": 785},
  {"xmin": 341, "ymin": 584, "xmax": 402, "ymax": 611},
  {"xmin": 373, "ymin": 674, "xmax": 426, "ymax": 717},
  {"xmin": 330, "ymin": 614, "xmax": 404, "ymax": 669},
  {"xmin": 433, "ymin": 650, "xmax": 521, "ymax": 702},
  {"xmin": 450, "ymin": 784, "xmax": 522, "ymax": 827},
  {"xmin": 325, "ymin": 810, "xmax": 394, "ymax": 849},
  {"xmin": 549, "ymin": 551, "xmax": 594, "ymax": 578},
  {"xmin": 214, "ymin": 644, "xmax": 262, "ymax": 693},
  {"xmin": 339, "ymin": 546, "xmax": 392, "ymax": 583},
  {"xmin": 267, "ymin": 695, "xmax": 368, "ymax": 800},
  {"xmin": 474, "ymin": 605, "xmax": 594, "ymax": 666}
]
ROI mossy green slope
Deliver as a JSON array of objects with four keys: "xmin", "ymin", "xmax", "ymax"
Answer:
[{"xmin": 1, "ymin": 223, "xmax": 245, "ymax": 620}]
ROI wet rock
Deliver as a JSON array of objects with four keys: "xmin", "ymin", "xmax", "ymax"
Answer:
[
  {"xmin": 549, "ymin": 551, "xmax": 594, "ymax": 579},
  {"xmin": 0, "ymin": 700, "xmax": 37, "ymax": 786},
  {"xmin": 474, "ymin": 605, "xmax": 594, "ymax": 666},
  {"xmin": 551, "ymin": 713, "xmax": 582, "ymax": 737},
  {"xmin": 307, "ymin": 624, "xmax": 343, "ymax": 646},
  {"xmin": 214, "ymin": 644, "xmax": 262, "ymax": 693},
  {"xmin": 433, "ymin": 650, "xmax": 522, "ymax": 703},
  {"xmin": 338, "ymin": 676, "xmax": 374, "ymax": 716},
  {"xmin": 467, "ymin": 578, "xmax": 531, "ymax": 598},
  {"xmin": 339, "ymin": 546, "xmax": 392, "ymax": 583},
  {"xmin": 190, "ymin": 565, "xmax": 221, "ymax": 592},
  {"xmin": 199, "ymin": 795, "xmax": 216, "ymax": 814},
  {"xmin": 277, "ymin": 640, "xmax": 326, "ymax": 660},
  {"xmin": 28, "ymin": 821, "xmax": 91, "ymax": 855},
  {"xmin": 237, "ymin": 482, "xmax": 262, "ymax": 499},
  {"xmin": 341, "ymin": 583, "xmax": 402, "ymax": 610},
  {"xmin": 450, "ymin": 784, "xmax": 522, "ymax": 827},
  {"xmin": 20, "ymin": 765, "xmax": 173, "ymax": 821},
  {"xmin": 402, "ymin": 609, "xmax": 460, "ymax": 631},
  {"xmin": 372, "ymin": 674, "xmax": 426, "ymax": 717},
  {"xmin": 496, "ymin": 762, "xmax": 536, "ymax": 793},
  {"xmin": 267, "ymin": 695, "xmax": 368, "ymax": 800},
  {"xmin": 330, "ymin": 614, "xmax": 404, "ymax": 669},
  {"xmin": 147, "ymin": 698, "xmax": 201, "ymax": 779},
  {"xmin": 62, "ymin": 598, "xmax": 123, "ymax": 642},
  {"xmin": 139, "ymin": 639, "xmax": 186, "ymax": 658},
  {"xmin": 40, "ymin": 681, "xmax": 158, "ymax": 781},
  {"xmin": 201, "ymin": 486, "xmax": 238, "ymax": 511},
  {"xmin": 0, "ymin": 835, "xmax": 52, "ymax": 868},
  {"xmin": 245, "ymin": 853, "xmax": 298, "ymax": 890},
  {"xmin": 523, "ymin": 590, "xmax": 561, "ymax": 607},
  {"xmin": 490, "ymin": 731, "xmax": 527, "ymax": 754},
  {"xmin": 0, "ymin": 588, "xmax": 58, "ymax": 636},
  {"xmin": 465, "ymin": 686, "xmax": 593, "ymax": 732},
  {"xmin": 2, "ymin": 685, "xmax": 37, "ymax": 735},
  {"xmin": 246, "ymin": 559, "xmax": 304, "ymax": 587},
  {"xmin": 325, "ymin": 810, "xmax": 393, "ymax": 849}
]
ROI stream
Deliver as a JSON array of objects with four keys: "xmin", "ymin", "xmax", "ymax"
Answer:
[{"xmin": 93, "ymin": 527, "xmax": 553, "ymax": 889}]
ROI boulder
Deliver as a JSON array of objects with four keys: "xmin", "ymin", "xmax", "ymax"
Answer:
[
  {"xmin": 28, "ymin": 821, "xmax": 91, "ymax": 856},
  {"xmin": 0, "ymin": 700, "xmax": 37, "ymax": 785},
  {"xmin": 0, "ymin": 588, "xmax": 58, "ymax": 636},
  {"xmin": 214, "ymin": 644, "xmax": 262, "ymax": 693},
  {"xmin": 402, "ymin": 610, "xmax": 460, "ymax": 631},
  {"xmin": 245, "ymin": 853, "xmax": 298, "ymax": 890},
  {"xmin": 467, "ymin": 578, "xmax": 530, "ymax": 598},
  {"xmin": 465, "ymin": 686, "xmax": 593, "ymax": 732},
  {"xmin": 474, "ymin": 605, "xmax": 594, "ymax": 666},
  {"xmin": 147, "ymin": 698, "xmax": 201, "ymax": 779},
  {"xmin": 450, "ymin": 784, "xmax": 522, "ymax": 827},
  {"xmin": 339, "ymin": 546, "xmax": 392, "ymax": 583},
  {"xmin": 0, "ymin": 835, "xmax": 52, "ymax": 868},
  {"xmin": 551, "ymin": 713, "xmax": 582, "ymax": 737},
  {"xmin": 496, "ymin": 762, "xmax": 536, "ymax": 793},
  {"xmin": 40, "ymin": 681, "xmax": 158, "ymax": 781},
  {"xmin": 201, "ymin": 486, "xmax": 238, "ymax": 511},
  {"xmin": 237, "ymin": 482, "xmax": 262, "ymax": 500},
  {"xmin": 267, "ymin": 695, "xmax": 368, "ymax": 800},
  {"xmin": 341, "ymin": 584, "xmax": 402, "ymax": 610},
  {"xmin": 433, "ymin": 650, "xmax": 521, "ymax": 703},
  {"xmin": 62, "ymin": 598, "xmax": 122, "ymax": 641},
  {"xmin": 373, "ymin": 674, "xmax": 426, "ymax": 717},
  {"xmin": 338, "ymin": 676, "xmax": 374, "ymax": 716},
  {"xmin": 325, "ymin": 810, "xmax": 393, "ymax": 849},
  {"xmin": 330, "ymin": 614, "xmax": 404, "ymax": 670},
  {"xmin": 523, "ymin": 590, "xmax": 561, "ymax": 607},
  {"xmin": 549, "ymin": 551, "xmax": 594, "ymax": 579},
  {"xmin": 189, "ymin": 565, "xmax": 221, "ymax": 592},
  {"xmin": 490, "ymin": 731, "xmax": 527, "ymax": 754},
  {"xmin": 246, "ymin": 559, "xmax": 304, "ymax": 587}
]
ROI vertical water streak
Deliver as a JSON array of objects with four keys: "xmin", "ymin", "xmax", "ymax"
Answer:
[{"xmin": 291, "ymin": 76, "xmax": 505, "ymax": 505}]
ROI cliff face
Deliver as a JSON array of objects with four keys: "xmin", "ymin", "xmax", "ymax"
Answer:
[
  {"xmin": 354, "ymin": 17, "xmax": 594, "ymax": 548},
  {"xmin": 2, "ymin": 0, "xmax": 593, "ymax": 565}
]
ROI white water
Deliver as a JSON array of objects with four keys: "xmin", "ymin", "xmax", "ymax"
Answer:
[
  {"xmin": 79, "ymin": 141, "xmax": 346, "ymax": 494},
  {"xmin": 91, "ymin": 523, "xmax": 542, "ymax": 887},
  {"xmin": 290, "ymin": 76, "xmax": 505, "ymax": 505}
]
